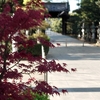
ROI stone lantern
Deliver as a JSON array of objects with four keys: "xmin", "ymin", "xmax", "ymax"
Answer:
[
  {"xmin": 90, "ymin": 22, "xmax": 96, "ymax": 43},
  {"xmin": 85, "ymin": 23, "xmax": 91, "ymax": 42},
  {"xmin": 81, "ymin": 21, "xmax": 85, "ymax": 40},
  {"xmin": 96, "ymin": 22, "xmax": 100, "ymax": 46}
]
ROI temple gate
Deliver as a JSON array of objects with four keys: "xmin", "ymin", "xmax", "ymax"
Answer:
[{"xmin": 44, "ymin": 1, "xmax": 70, "ymax": 35}]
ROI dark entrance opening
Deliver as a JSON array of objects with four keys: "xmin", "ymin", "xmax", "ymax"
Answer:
[{"xmin": 44, "ymin": 1, "xmax": 70, "ymax": 35}]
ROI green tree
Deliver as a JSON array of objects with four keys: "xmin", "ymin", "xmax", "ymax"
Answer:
[
  {"xmin": 96, "ymin": 0, "xmax": 100, "ymax": 7},
  {"xmin": 74, "ymin": 0, "xmax": 100, "ymax": 22},
  {"xmin": 49, "ymin": 18, "xmax": 62, "ymax": 33},
  {"xmin": 67, "ymin": 13, "xmax": 81, "ymax": 36}
]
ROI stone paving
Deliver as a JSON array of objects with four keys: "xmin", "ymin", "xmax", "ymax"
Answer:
[{"xmin": 46, "ymin": 31, "xmax": 100, "ymax": 100}]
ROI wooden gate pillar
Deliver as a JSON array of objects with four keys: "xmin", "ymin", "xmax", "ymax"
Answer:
[{"xmin": 62, "ymin": 16, "xmax": 67, "ymax": 35}]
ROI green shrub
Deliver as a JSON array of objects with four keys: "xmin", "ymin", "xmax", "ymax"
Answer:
[
  {"xmin": 33, "ymin": 93, "xmax": 50, "ymax": 100},
  {"xmin": 27, "ymin": 31, "xmax": 50, "ymax": 56},
  {"xmin": 24, "ymin": 91, "xmax": 50, "ymax": 100},
  {"xmin": 27, "ymin": 43, "xmax": 49, "ymax": 56},
  {"xmin": 32, "ymin": 31, "xmax": 50, "ymax": 41},
  {"xmin": 19, "ymin": 31, "xmax": 50, "ymax": 56}
]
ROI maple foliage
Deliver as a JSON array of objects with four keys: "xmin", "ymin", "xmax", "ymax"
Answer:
[{"xmin": 0, "ymin": 0, "xmax": 70, "ymax": 100}]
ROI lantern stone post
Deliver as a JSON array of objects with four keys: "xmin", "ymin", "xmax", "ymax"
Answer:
[
  {"xmin": 81, "ymin": 22, "xmax": 85, "ymax": 40},
  {"xmin": 90, "ymin": 22, "xmax": 96, "ymax": 43},
  {"xmin": 81, "ymin": 21, "xmax": 85, "ymax": 46},
  {"xmin": 96, "ymin": 22, "xmax": 100, "ymax": 46}
]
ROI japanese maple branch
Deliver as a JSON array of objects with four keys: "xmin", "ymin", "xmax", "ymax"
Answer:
[{"xmin": 0, "ymin": 40, "xmax": 9, "ymax": 82}]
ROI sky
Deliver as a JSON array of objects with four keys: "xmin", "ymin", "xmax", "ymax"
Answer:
[{"xmin": 49, "ymin": 0, "xmax": 80, "ymax": 12}]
